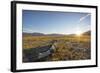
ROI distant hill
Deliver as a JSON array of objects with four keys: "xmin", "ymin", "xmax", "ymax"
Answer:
[
  {"xmin": 23, "ymin": 32, "xmax": 65, "ymax": 36},
  {"xmin": 47, "ymin": 34, "xmax": 65, "ymax": 36},
  {"xmin": 83, "ymin": 30, "xmax": 91, "ymax": 35},
  {"xmin": 68, "ymin": 30, "xmax": 91, "ymax": 36},
  {"xmin": 23, "ymin": 30, "xmax": 91, "ymax": 36},
  {"xmin": 23, "ymin": 32, "xmax": 45, "ymax": 36}
]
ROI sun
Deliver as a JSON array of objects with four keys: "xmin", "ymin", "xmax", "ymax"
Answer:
[{"xmin": 75, "ymin": 31, "xmax": 83, "ymax": 36}]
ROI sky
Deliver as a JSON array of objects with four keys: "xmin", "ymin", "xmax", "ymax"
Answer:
[{"xmin": 22, "ymin": 10, "xmax": 91, "ymax": 34}]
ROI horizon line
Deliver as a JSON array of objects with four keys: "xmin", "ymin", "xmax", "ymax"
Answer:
[{"xmin": 22, "ymin": 30, "xmax": 91, "ymax": 35}]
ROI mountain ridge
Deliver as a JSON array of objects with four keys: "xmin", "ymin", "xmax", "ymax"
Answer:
[{"xmin": 23, "ymin": 30, "xmax": 91, "ymax": 36}]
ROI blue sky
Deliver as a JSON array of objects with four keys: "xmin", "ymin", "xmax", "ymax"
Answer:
[{"xmin": 22, "ymin": 10, "xmax": 91, "ymax": 34}]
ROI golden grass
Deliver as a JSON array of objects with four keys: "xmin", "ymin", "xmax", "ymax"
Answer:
[{"xmin": 23, "ymin": 35, "xmax": 91, "ymax": 61}]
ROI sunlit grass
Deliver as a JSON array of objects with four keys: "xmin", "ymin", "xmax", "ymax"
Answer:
[{"xmin": 23, "ymin": 35, "xmax": 91, "ymax": 62}]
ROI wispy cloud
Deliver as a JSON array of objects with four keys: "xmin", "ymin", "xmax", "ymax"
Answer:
[{"xmin": 79, "ymin": 14, "xmax": 90, "ymax": 22}]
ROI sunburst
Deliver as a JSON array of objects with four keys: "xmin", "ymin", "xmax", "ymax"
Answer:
[{"xmin": 76, "ymin": 30, "xmax": 83, "ymax": 36}]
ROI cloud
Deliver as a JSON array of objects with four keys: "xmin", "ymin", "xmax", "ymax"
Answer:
[{"xmin": 79, "ymin": 14, "xmax": 90, "ymax": 22}]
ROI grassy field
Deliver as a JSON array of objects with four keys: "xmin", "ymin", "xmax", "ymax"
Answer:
[{"xmin": 23, "ymin": 35, "xmax": 91, "ymax": 62}]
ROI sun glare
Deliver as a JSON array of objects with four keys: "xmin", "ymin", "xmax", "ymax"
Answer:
[{"xmin": 76, "ymin": 31, "xmax": 83, "ymax": 36}]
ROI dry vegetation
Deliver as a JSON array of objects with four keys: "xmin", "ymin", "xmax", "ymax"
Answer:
[{"xmin": 23, "ymin": 35, "xmax": 91, "ymax": 62}]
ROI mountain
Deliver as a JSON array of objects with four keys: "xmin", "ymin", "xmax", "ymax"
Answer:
[
  {"xmin": 47, "ymin": 34, "xmax": 65, "ymax": 36},
  {"xmin": 83, "ymin": 30, "xmax": 91, "ymax": 35},
  {"xmin": 23, "ymin": 32, "xmax": 65, "ymax": 36},
  {"xmin": 23, "ymin": 30, "xmax": 91, "ymax": 37},
  {"xmin": 23, "ymin": 32, "xmax": 45, "ymax": 36}
]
